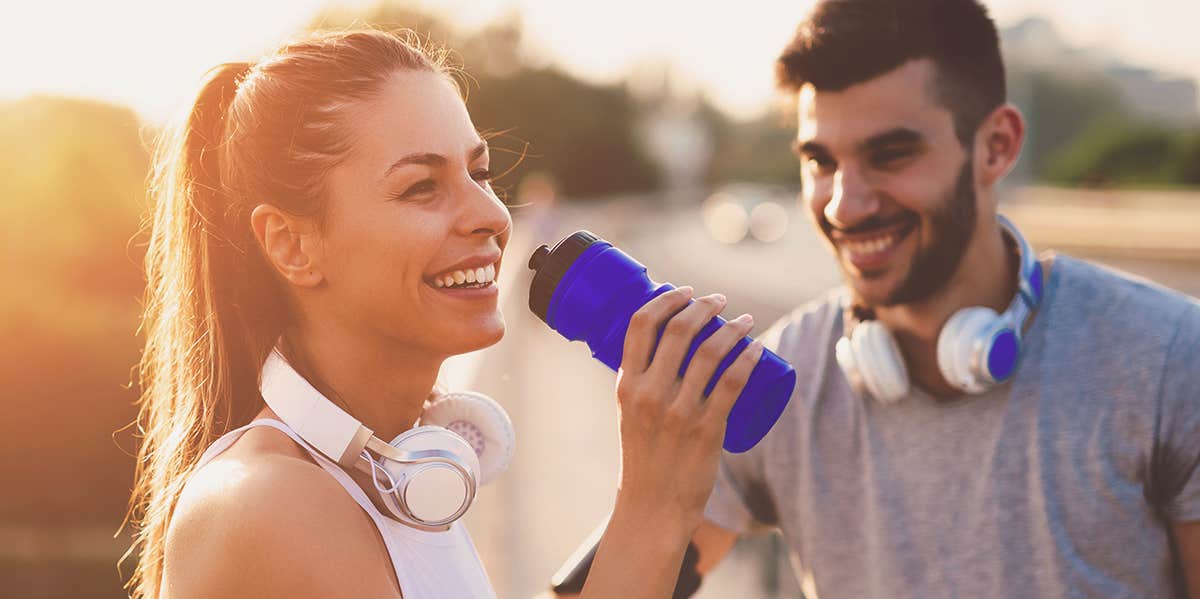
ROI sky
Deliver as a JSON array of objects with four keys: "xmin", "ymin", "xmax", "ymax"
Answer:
[{"xmin": 4, "ymin": 0, "xmax": 1198, "ymax": 123}]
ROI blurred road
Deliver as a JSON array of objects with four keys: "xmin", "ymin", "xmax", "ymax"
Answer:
[{"xmin": 451, "ymin": 188, "xmax": 1200, "ymax": 599}]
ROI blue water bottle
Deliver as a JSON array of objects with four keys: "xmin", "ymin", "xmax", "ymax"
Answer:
[{"xmin": 527, "ymin": 231, "xmax": 796, "ymax": 453}]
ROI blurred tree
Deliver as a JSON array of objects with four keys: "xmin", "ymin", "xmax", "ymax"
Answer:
[
  {"xmin": 0, "ymin": 96, "xmax": 147, "ymax": 531},
  {"xmin": 1043, "ymin": 122, "xmax": 1200, "ymax": 187},
  {"xmin": 311, "ymin": 2, "xmax": 659, "ymax": 199},
  {"xmin": 699, "ymin": 101, "xmax": 801, "ymax": 188},
  {"xmin": 1006, "ymin": 69, "xmax": 1126, "ymax": 181}
]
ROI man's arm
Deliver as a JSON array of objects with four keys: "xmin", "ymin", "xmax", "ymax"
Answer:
[
  {"xmin": 546, "ymin": 518, "xmax": 739, "ymax": 599},
  {"xmin": 1175, "ymin": 521, "xmax": 1200, "ymax": 598}
]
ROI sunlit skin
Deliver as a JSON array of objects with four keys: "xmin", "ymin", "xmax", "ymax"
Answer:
[
  {"xmin": 249, "ymin": 70, "xmax": 511, "ymax": 440},
  {"xmin": 795, "ymin": 59, "xmax": 1026, "ymax": 397}
]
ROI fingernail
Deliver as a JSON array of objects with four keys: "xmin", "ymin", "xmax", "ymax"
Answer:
[
  {"xmin": 750, "ymin": 340, "xmax": 764, "ymax": 354},
  {"xmin": 712, "ymin": 293, "xmax": 727, "ymax": 304},
  {"xmin": 676, "ymin": 286, "xmax": 693, "ymax": 296},
  {"xmin": 734, "ymin": 314, "xmax": 753, "ymax": 325}
]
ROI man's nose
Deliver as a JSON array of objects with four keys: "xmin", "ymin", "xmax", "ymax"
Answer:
[{"xmin": 825, "ymin": 166, "xmax": 880, "ymax": 230}]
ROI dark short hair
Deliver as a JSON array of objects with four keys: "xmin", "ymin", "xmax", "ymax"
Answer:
[{"xmin": 777, "ymin": 0, "xmax": 1005, "ymax": 145}]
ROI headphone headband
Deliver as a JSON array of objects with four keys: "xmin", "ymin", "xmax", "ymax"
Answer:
[
  {"xmin": 259, "ymin": 349, "xmax": 466, "ymax": 473},
  {"xmin": 996, "ymin": 214, "xmax": 1044, "ymax": 338}
]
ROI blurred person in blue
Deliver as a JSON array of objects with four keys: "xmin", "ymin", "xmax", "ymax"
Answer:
[
  {"xmin": 127, "ymin": 28, "xmax": 765, "ymax": 599},
  {"xmin": 551, "ymin": 0, "xmax": 1200, "ymax": 597}
]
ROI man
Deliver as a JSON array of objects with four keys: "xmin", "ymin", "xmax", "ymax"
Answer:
[{"xmin": 551, "ymin": 0, "xmax": 1200, "ymax": 597}]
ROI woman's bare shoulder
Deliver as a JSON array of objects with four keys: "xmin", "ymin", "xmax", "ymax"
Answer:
[{"xmin": 161, "ymin": 426, "xmax": 400, "ymax": 598}]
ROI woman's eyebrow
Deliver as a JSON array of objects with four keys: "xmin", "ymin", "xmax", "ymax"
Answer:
[{"xmin": 381, "ymin": 141, "xmax": 489, "ymax": 181}]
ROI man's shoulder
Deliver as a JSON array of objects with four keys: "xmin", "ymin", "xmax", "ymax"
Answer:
[{"xmin": 1051, "ymin": 253, "xmax": 1199, "ymax": 336}]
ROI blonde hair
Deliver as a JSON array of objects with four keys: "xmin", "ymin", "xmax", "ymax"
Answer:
[{"xmin": 123, "ymin": 29, "xmax": 456, "ymax": 598}]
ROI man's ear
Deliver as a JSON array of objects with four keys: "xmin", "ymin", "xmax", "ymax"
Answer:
[
  {"xmin": 249, "ymin": 204, "xmax": 324, "ymax": 288},
  {"xmin": 975, "ymin": 103, "xmax": 1025, "ymax": 186}
]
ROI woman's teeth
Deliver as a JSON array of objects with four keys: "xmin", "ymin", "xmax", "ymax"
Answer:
[{"xmin": 433, "ymin": 263, "xmax": 497, "ymax": 289}]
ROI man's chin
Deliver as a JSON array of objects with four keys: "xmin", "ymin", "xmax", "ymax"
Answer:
[{"xmin": 845, "ymin": 269, "xmax": 904, "ymax": 308}]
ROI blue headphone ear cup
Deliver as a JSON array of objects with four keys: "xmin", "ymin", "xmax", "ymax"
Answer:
[
  {"xmin": 937, "ymin": 307, "xmax": 1002, "ymax": 394},
  {"xmin": 384, "ymin": 426, "xmax": 480, "ymax": 525},
  {"xmin": 849, "ymin": 321, "xmax": 910, "ymax": 404}
]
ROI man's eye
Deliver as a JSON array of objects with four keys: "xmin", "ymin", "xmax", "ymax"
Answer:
[
  {"xmin": 472, "ymin": 168, "xmax": 493, "ymax": 181},
  {"xmin": 872, "ymin": 148, "xmax": 914, "ymax": 167},
  {"xmin": 806, "ymin": 155, "xmax": 836, "ymax": 175}
]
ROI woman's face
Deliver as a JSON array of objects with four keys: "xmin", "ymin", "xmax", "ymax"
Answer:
[{"xmin": 312, "ymin": 70, "xmax": 511, "ymax": 358}]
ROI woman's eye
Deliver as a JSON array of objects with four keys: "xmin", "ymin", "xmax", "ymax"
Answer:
[{"xmin": 394, "ymin": 179, "xmax": 436, "ymax": 200}]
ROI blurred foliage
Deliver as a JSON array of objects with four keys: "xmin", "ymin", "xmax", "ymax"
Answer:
[
  {"xmin": 701, "ymin": 104, "xmax": 802, "ymax": 187},
  {"xmin": 0, "ymin": 95, "xmax": 147, "ymax": 528},
  {"xmin": 0, "ymin": 96, "xmax": 148, "ymax": 596},
  {"xmin": 313, "ymin": 3, "xmax": 659, "ymax": 199},
  {"xmin": 1009, "ymin": 69, "xmax": 1127, "ymax": 181},
  {"xmin": 1043, "ymin": 122, "xmax": 1200, "ymax": 187}
]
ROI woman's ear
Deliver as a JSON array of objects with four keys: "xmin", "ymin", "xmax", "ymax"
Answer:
[
  {"xmin": 974, "ymin": 103, "xmax": 1026, "ymax": 187},
  {"xmin": 250, "ymin": 204, "xmax": 324, "ymax": 288}
]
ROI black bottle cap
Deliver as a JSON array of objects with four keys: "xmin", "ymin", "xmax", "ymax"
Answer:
[{"xmin": 527, "ymin": 230, "xmax": 602, "ymax": 324}]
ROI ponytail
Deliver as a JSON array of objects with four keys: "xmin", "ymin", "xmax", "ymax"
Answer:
[{"xmin": 123, "ymin": 61, "xmax": 283, "ymax": 598}]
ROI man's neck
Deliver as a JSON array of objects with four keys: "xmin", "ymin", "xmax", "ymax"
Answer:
[{"xmin": 873, "ymin": 220, "xmax": 1018, "ymax": 398}]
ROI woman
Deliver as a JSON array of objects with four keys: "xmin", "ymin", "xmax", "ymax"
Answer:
[{"xmin": 127, "ymin": 29, "xmax": 762, "ymax": 598}]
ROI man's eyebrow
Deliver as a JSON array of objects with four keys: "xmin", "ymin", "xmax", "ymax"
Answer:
[
  {"xmin": 382, "ymin": 141, "xmax": 489, "ymax": 180},
  {"xmin": 859, "ymin": 128, "xmax": 924, "ymax": 152},
  {"xmin": 793, "ymin": 139, "xmax": 829, "ymax": 156}
]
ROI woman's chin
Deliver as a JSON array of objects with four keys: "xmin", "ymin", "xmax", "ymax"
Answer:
[{"xmin": 447, "ymin": 317, "xmax": 506, "ymax": 354}]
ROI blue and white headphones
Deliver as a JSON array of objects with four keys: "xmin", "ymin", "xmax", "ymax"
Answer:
[
  {"xmin": 835, "ymin": 214, "xmax": 1045, "ymax": 403},
  {"xmin": 259, "ymin": 349, "xmax": 515, "ymax": 531}
]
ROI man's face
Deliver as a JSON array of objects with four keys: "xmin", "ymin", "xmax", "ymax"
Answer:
[{"xmin": 795, "ymin": 59, "xmax": 978, "ymax": 307}]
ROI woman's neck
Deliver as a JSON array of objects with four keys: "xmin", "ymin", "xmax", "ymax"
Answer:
[{"xmin": 279, "ymin": 321, "xmax": 444, "ymax": 442}]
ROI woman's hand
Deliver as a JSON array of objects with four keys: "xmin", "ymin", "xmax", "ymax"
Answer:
[
  {"xmin": 578, "ymin": 286, "xmax": 763, "ymax": 599},
  {"xmin": 612, "ymin": 286, "xmax": 763, "ymax": 533}
]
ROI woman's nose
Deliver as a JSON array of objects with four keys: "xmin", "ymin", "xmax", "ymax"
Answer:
[{"xmin": 459, "ymin": 178, "xmax": 511, "ymax": 238}]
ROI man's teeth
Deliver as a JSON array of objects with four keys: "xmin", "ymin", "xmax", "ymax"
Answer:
[
  {"xmin": 843, "ymin": 233, "xmax": 899, "ymax": 256},
  {"xmin": 433, "ymin": 263, "xmax": 498, "ymax": 288}
]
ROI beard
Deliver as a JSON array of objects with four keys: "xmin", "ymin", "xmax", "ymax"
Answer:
[{"xmin": 823, "ymin": 154, "xmax": 978, "ymax": 308}]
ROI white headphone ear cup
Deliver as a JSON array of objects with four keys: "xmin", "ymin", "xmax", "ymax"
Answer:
[
  {"xmin": 850, "ymin": 321, "xmax": 910, "ymax": 404},
  {"xmin": 421, "ymin": 391, "xmax": 514, "ymax": 485},
  {"xmin": 385, "ymin": 426, "xmax": 480, "ymax": 524},
  {"xmin": 937, "ymin": 307, "xmax": 1000, "ymax": 394},
  {"xmin": 835, "ymin": 336, "xmax": 866, "ymax": 395}
]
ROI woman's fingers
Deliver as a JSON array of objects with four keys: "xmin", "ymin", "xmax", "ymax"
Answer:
[
  {"xmin": 703, "ymin": 339, "xmax": 765, "ymax": 424},
  {"xmin": 620, "ymin": 286, "xmax": 693, "ymax": 375},
  {"xmin": 674, "ymin": 314, "xmax": 756, "ymax": 408},
  {"xmin": 645, "ymin": 293, "xmax": 727, "ymax": 384}
]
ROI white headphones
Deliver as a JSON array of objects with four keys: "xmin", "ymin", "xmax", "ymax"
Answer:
[
  {"xmin": 835, "ymin": 214, "xmax": 1044, "ymax": 403},
  {"xmin": 259, "ymin": 349, "xmax": 515, "ymax": 531}
]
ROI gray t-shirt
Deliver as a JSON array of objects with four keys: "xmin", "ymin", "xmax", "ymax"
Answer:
[{"xmin": 704, "ymin": 254, "xmax": 1200, "ymax": 598}]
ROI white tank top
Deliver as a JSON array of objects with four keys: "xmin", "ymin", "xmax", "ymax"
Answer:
[{"xmin": 191, "ymin": 418, "xmax": 496, "ymax": 598}]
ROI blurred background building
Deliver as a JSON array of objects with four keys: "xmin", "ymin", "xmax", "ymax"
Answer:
[{"xmin": 1, "ymin": 0, "xmax": 1198, "ymax": 597}]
